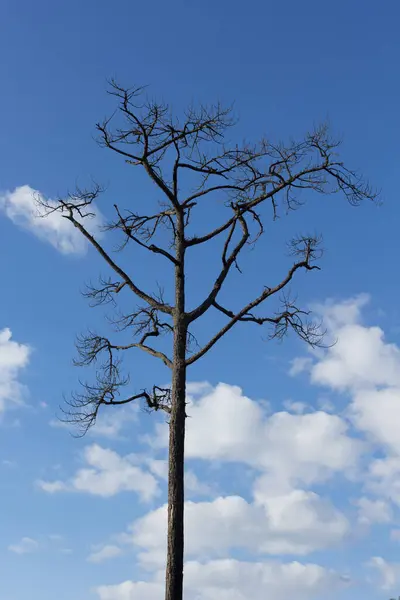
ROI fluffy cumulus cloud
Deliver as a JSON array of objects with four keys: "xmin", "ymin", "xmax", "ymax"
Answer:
[
  {"xmin": 33, "ymin": 295, "xmax": 400, "ymax": 598},
  {"xmin": 0, "ymin": 328, "xmax": 30, "ymax": 414},
  {"xmin": 0, "ymin": 185, "xmax": 103, "ymax": 255},
  {"xmin": 96, "ymin": 559, "xmax": 349, "ymax": 600},
  {"xmin": 310, "ymin": 295, "xmax": 400, "ymax": 391},
  {"xmin": 37, "ymin": 444, "xmax": 159, "ymax": 501},
  {"xmin": 125, "ymin": 492, "xmax": 348, "ymax": 569},
  {"xmin": 152, "ymin": 382, "xmax": 363, "ymax": 488},
  {"xmin": 292, "ymin": 295, "xmax": 400, "ymax": 511},
  {"xmin": 89, "ymin": 376, "xmax": 367, "ymax": 597}
]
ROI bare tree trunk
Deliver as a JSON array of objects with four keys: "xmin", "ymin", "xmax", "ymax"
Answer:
[
  {"xmin": 165, "ymin": 348, "xmax": 186, "ymax": 600},
  {"xmin": 165, "ymin": 214, "xmax": 186, "ymax": 600}
]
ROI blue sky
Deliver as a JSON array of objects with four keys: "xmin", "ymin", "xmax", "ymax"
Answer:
[{"xmin": 1, "ymin": 1, "xmax": 400, "ymax": 598}]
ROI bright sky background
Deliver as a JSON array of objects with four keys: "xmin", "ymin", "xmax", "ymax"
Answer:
[{"xmin": 1, "ymin": 1, "xmax": 400, "ymax": 599}]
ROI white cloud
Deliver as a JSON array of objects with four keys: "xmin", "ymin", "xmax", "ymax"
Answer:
[
  {"xmin": 368, "ymin": 556, "xmax": 400, "ymax": 590},
  {"xmin": 351, "ymin": 387, "xmax": 400, "ymax": 454},
  {"xmin": 0, "ymin": 185, "xmax": 103, "ymax": 255},
  {"xmin": 367, "ymin": 456, "xmax": 400, "ymax": 506},
  {"xmin": 0, "ymin": 328, "xmax": 30, "ymax": 414},
  {"xmin": 125, "ymin": 492, "xmax": 348, "ymax": 569},
  {"xmin": 88, "ymin": 544, "xmax": 123, "ymax": 564},
  {"xmin": 97, "ymin": 579, "xmax": 163, "ymax": 600},
  {"xmin": 89, "ymin": 407, "xmax": 138, "ymax": 439},
  {"xmin": 254, "ymin": 487, "xmax": 349, "ymax": 553},
  {"xmin": 150, "ymin": 383, "xmax": 362, "ymax": 488},
  {"xmin": 8, "ymin": 534, "xmax": 72, "ymax": 556},
  {"xmin": 96, "ymin": 559, "xmax": 349, "ymax": 600},
  {"xmin": 354, "ymin": 496, "xmax": 393, "ymax": 525},
  {"xmin": 309, "ymin": 295, "xmax": 400, "ymax": 392},
  {"xmin": 186, "ymin": 381, "xmax": 214, "ymax": 396},
  {"xmin": 292, "ymin": 296, "xmax": 400, "ymax": 510},
  {"xmin": 184, "ymin": 471, "xmax": 213, "ymax": 497},
  {"xmin": 37, "ymin": 480, "xmax": 68, "ymax": 493},
  {"xmin": 288, "ymin": 357, "xmax": 313, "ymax": 377},
  {"xmin": 131, "ymin": 380, "xmax": 358, "ymax": 586},
  {"xmin": 37, "ymin": 444, "xmax": 159, "ymax": 501},
  {"xmin": 312, "ymin": 321, "xmax": 400, "ymax": 391},
  {"xmin": 315, "ymin": 294, "xmax": 370, "ymax": 331},
  {"xmin": 146, "ymin": 459, "xmax": 168, "ymax": 480},
  {"xmin": 183, "ymin": 560, "xmax": 349, "ymax": 600},
  {"xmin": 25, "ymin": 297, "xmax": 400, "ymax": 598},
  {"xmin": 8, "ymin": 537, "xmax": 39, "ymax": 554}
]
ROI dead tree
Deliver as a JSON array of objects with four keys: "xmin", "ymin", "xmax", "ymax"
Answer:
[{"xmin": 40, "ymin": 82, "xmax": 376, "ymax": 600}]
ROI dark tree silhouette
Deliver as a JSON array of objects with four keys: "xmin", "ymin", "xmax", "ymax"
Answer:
[{"xmin": 39, "ymin": 82, "xmax": 376, "ymax": 600}]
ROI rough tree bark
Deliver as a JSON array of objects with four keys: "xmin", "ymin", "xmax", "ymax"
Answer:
[
  {"xmin": 166, "ymin": 210, "xmax": 187, "ymax": 600},
  {"xmin": 38, "ymin": 81, "xmax": 377, "ymax": 600}
]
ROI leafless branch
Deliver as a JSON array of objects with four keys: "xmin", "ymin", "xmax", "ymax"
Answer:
[
  {"xmin": 61, "ymin": 326, "xmax": 173, "ymax": 435},
  {"xmin": 83, "ymin": 276, "xmax": 126, "ymax": 307},
  {"xmin": 108, "ymin": 204, "xmax": 178, "ymax": 264},
  {"xmin": 75, "ymin": 327, "xmax": 173, "ymax": 371},
  {"xmin": 62, "ymin": 382, "xmax": 172, "ymax": 437},
  {"xmin": 186, "ymin": 236, "xmax": 322, "ymax": 365},
  {"xmin": 188, "ymin": 210, "xmax": 250, "ymax": 322},
  {"xmin": 36, "ymin": 187, "xmax": 173, "ymax": 315}
]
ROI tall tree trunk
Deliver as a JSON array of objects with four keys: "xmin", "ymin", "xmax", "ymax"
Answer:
[
  {"xmin": 165, "ymin": 214, "xmax": 186, "ymax": 600},
  {"xmin": 165, "ymin": 349, "xmax": 186, "ymax": 600}
]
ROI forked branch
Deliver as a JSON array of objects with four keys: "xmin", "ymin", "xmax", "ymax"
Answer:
[
  {"xmin": 110, "ymin": 204, "xmax": 178, "ymax": 264},
  {"xmin": 188, "ymin": 210, "xmax": 250, "ymax": 322},
  {"xmin": 186, "ymin": 237, "xmax": 322, "ymax": 365}
]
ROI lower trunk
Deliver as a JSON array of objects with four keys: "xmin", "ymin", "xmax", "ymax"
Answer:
[{"xmin": 165, "ymin": 337, "xmax": 186, "ymax": 600}]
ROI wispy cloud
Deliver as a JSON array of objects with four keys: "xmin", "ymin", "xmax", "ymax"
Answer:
[
  {"xmin": 8, "ymin": 537, "xmax": 39, "ymax": 555},
  {"xmin": 0, "ymin": 185, "xmax": 103, "ymax": 255},
  {"xmin": 87, "ymin": 544, "xmax": 123, "ymax": 564}
]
